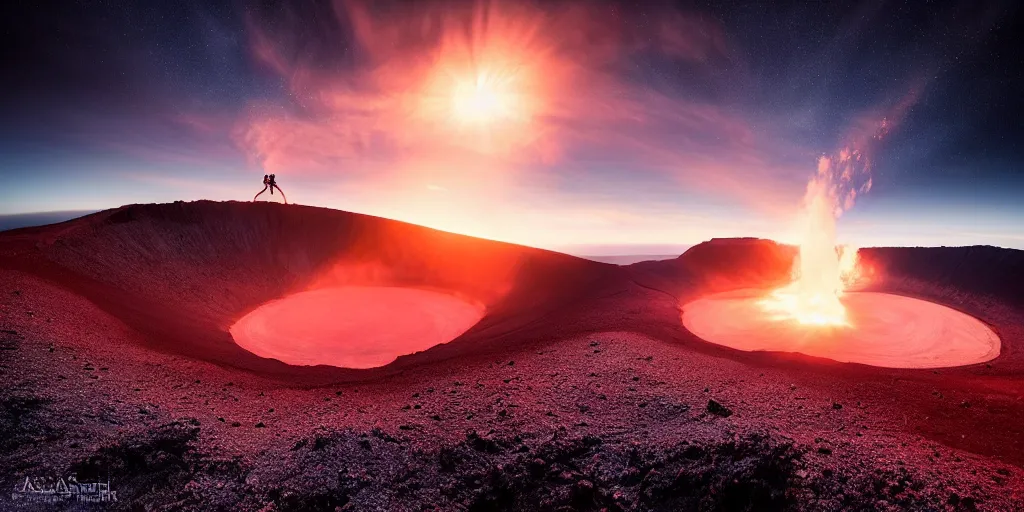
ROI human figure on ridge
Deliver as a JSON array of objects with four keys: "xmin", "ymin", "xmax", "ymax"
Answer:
[{"xmin": 253, "ymin": 173, "xmax": 287, "ymax": 204}]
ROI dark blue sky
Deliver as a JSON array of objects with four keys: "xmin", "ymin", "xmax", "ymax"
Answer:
[{"xmin": 2, "ymin": 0, "xmax": 1022, "ymax": 249}]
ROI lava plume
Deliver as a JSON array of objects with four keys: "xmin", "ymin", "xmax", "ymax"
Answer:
[{"xmin": 758, "ymin": 149, "xmax": 871, "ymax": 326}]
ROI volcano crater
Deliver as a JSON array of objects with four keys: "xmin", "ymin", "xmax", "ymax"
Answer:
[{"xmin": 682, "ymin": 289, "xmax": 1001, "ymax": 369}]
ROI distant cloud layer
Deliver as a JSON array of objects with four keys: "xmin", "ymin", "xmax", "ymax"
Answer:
[
  {"xmin": 236, "ymin": 2, "xmax": 807, "ymax": 201},
  {"xmin": 3, "ymin": 0, "xmax": 1022, "ymax": 249}
]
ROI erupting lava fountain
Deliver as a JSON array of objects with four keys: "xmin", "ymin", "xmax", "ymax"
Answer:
[{"xmin": 683, "ymin": 142, "xmax": 1000, "ymax": 369}]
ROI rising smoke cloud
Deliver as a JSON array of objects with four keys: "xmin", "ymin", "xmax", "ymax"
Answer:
[{"xmin": 761, "ymin": 87, "xmax": 922, "ymax": 325}]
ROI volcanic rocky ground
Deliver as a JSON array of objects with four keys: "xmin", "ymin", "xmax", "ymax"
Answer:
[{"xmin": 1, "ymin": 201, "xmax": 1023, "ymax": 511}]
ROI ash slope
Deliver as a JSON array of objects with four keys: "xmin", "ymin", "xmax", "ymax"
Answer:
[
  {"xmin": 0, "ymin": 201, "xmax": 623, "ymax": 380},
  {"xmin": 1, "ymin": 202, "xmax": 1023, "ymax": 511}
]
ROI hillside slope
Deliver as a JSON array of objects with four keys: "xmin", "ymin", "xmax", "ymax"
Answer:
[{"xmin": 0, "ymin": 201, "xmax": 623, "ymax": 377}]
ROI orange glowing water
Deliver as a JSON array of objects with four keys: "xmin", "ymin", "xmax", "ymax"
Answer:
[
  {"xmin": 685, "ymin": 290, "xmax": 1000, "ymax": 369},
  {"xmin": 230, "ymin": 287, "xmax": 485, "ymax": 369}
]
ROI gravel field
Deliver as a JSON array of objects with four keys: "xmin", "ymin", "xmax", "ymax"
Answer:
[{"xmin": 1, "ymin": 201, "xmax": 1021, "ymax": 511}]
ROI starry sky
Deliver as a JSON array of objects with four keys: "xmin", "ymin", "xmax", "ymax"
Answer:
[{"xmin": 2, "ymin": 0, "xmax": 1022, "ymax": 252}]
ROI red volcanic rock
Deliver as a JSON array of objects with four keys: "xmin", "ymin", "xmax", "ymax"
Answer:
[
  {"xmin": 859, "ymin": 245, "xmax": 1024, "ymax": 307},
  {"xmin": 0, "ymin": 201, "xmax": 622, "ymax": 379},
  {"xmin": 1, "ymin": 203, "xmax": 1023, "ymax": 510},
  {"xmin": 628, "ymin": 237, "xmax": 797, "ymax": 297}
]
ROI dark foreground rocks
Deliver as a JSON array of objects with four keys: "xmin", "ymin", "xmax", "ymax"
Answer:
[
  {"xmin": 259, "ymin": 428, "xmax": 798, "ymax": 511},
  {"xmin": 0, "ymin": 399, "xmax": 1006, "ymax": 512}
]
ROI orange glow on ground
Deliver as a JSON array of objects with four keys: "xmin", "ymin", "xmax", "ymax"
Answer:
[
  {"xmin": 683, "ymin": 289, "xmax": 1000, "ymax": 369},
  {"xmin": 230, "ymin": 287, "xmax": 485, "ymax": 369}
]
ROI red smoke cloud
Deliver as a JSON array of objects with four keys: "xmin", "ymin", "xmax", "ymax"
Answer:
[
  {"xmin": 226, "ymin": 0, "xmax": 929, "ymax": 245},
  {"xmin": 235, "ymin": 0, "xmax": 766, "ymax": 186}
]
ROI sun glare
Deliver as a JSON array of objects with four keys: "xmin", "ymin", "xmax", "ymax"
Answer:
[{"xmin": 451, "ymin": 71, "xmax": 518, "ymax": 126}]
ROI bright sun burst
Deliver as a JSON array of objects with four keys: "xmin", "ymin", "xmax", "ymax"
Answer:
[{"xmin": 450, "ymin": 71, "xmax": 518, "ymax": 126}]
